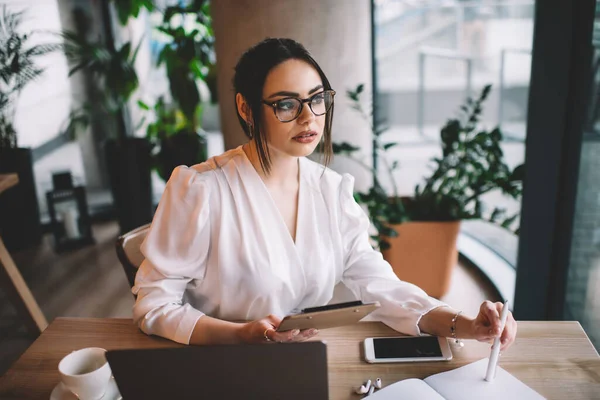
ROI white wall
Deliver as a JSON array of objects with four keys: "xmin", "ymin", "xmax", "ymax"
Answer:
[
  {"xmin": 111, "ymin": 7, "xmax": 158, "ymax": 138},
  {"xmin": 5, "ymin": 0, "xmax": 73, "ymax": 149}
]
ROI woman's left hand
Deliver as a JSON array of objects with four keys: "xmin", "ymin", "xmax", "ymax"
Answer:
[{"xmin": 468, "ymin": 301, "xmax": 518, "ymax": 351}]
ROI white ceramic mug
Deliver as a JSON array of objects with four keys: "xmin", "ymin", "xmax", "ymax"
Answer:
[{"xmin": 58, "ymin": 347, "xmax": 112, "ymax": 400}]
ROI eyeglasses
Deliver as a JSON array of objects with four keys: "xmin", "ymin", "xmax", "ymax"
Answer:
[{"xmin": 262, "ymin": 90, "xmax": 336, "ymax": 123}]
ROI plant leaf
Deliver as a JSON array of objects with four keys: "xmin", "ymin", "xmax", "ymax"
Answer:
[
  {"xmin": 501, "ymin": 214, "xmax": 519, "ymax": 229},
  {"xmin": 137, "ymin": 100, "xmax": 150, "ymax": 110}
]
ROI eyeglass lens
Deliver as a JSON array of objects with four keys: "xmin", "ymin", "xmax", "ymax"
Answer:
[{"xmin": 274, "ymin": 91, "xmax": 333, "ymax": 122}]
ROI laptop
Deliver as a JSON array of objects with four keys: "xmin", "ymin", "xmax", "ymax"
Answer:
[{"xmin": 106, "ymin": 341, "xmax": 328, "ymax": 400}]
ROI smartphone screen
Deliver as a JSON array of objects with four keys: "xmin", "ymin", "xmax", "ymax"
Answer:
[{"xmin": 373, "ymin": 337, "xmax": 443, "ymax": 359}]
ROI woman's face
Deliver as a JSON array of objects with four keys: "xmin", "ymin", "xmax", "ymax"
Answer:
[{"xmin": 260, "ymin": 59, "xmax": 326, "ymax": 159}]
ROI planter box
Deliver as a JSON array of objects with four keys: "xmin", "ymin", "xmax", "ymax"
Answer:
[
  {"xmin": 155, "ymin": 131, "xmax": 207, "ymax": 182},
  {"xmin": 0, "ymin": 147, "xmax": 42, "ymax": 251},
  {"xmin": 105, "ymin": 138, "xmax": 153, "ymax": 234},
  {"xmin": 381, "ymin": 221, "xmax": 461, "ymax": 299}
]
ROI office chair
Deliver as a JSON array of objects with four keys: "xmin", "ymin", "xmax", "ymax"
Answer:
[{"xmin": 115, "ymin": 223, "xmax": 151, "ymax": 289}]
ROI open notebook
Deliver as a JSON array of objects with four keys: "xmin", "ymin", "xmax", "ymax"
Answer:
[{"xmin": 367, "ymin": 359, "xmax": 546, "ymax": 400}]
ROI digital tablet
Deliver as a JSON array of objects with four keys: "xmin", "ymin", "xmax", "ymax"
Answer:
[{"xmin": 276, "ymin": 300, "xmax": 380, "ymax": 332}]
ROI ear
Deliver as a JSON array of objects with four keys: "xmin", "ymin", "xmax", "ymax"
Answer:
[{"xmin": 236, "ymin": 93, "xmax": 253, "ymax": 125}]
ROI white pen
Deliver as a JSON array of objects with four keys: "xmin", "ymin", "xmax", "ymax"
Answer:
[{"xmin": 485, "ymin": 299, "xmax": 509, "ymax": 382}]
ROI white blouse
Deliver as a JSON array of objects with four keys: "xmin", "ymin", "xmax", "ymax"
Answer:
[{"xmin": 132, "ymin": 146, "xmax": 445, "ymax": 344}]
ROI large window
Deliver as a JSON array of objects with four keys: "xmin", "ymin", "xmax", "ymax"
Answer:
[
  {"xmin": 373, "ymin": 0, "xmax": 535, "ymax": 299},
  {"xmin": 564, "ymin": 1, "xmax": 600, "ymax": 349}
]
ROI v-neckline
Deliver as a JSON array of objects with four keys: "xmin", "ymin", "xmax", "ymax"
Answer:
[{"xmin": 238, "ymin": 146, "xmax": 304, "ymax": 247}]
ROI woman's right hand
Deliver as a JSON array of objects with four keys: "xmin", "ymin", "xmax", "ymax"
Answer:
[{"xmin": 237, "ymin": 314, "xmax": 319, "ymax": 344}]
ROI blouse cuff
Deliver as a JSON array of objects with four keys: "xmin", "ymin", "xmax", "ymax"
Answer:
[{"xmin": 173, "ymin": 305, "xmax": 205, "ymax": 345}]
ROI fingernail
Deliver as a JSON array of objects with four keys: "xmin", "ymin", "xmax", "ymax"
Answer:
[
  {"xmin": 311, "ymin": 329, "xmax": 319, "ymax": 335},
  {"xmin": 292, "ymin": 329, "xmax": 300, "ymax": 336}
]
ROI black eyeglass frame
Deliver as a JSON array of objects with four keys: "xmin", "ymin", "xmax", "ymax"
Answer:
[{"xmin": 261, "ymin": 90, "xmax": 336, "ymax": 123}]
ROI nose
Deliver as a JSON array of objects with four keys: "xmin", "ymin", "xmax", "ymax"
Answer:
[{"xmin": 296, "ymin": 101, "xmax": 316, "ymax": 125}]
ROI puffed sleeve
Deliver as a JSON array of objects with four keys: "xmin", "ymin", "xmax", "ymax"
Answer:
[
  {"xmin": 339, "ymin": 174, "xmax": 447, "ymax": 336},
  {"xmin": 132, "ymin": 166, "xmax": 213, "ymax": 344}
]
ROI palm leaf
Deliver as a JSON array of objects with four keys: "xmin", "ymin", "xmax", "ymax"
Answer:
[
  {"xmin": 131, "ymin": 35, "xmax": 144, "ymax": 63},
  {"xmin": 25, "ymin": 43, "xmax": 61, "ymax": 57},
  {"xmin": 61, "ymin": 30, "xmax": 140, "ymax": 106},
  {"xmin": 0, "ymin": 5, "xmax": 58, "ymax": 105}
]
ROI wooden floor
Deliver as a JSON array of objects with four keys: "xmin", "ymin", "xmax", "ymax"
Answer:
[{"xmin": 0, "ymin": 221, "xmax": 500, "ymax": 375}]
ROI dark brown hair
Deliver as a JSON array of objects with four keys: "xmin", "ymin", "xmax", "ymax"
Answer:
[{"xmin": 233, "ymin": 38, "xmax": 334, "ymax": 174}]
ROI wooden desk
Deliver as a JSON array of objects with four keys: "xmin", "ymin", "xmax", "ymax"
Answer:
[
  {"xmin": 0, "ymin": 319, "xmax": 598, "ymax": 399},
  {"xmin": 0, "ymin": 174, "xmax": 48, "ymax": 335}
]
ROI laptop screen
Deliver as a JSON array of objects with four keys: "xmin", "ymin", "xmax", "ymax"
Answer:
[{"xmin": 106, "ymin": 341, "xmax": 328, "ymax": 400}]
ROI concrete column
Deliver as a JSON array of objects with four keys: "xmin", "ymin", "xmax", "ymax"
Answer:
[{"xmin": 211, "ymin": 0, "xmax": 373, "ymax": 191}]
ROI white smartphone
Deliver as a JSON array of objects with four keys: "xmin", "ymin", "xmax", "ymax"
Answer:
[{"xmin": 363, "ymin": 336, "xmax": 453, "ymax": 363}]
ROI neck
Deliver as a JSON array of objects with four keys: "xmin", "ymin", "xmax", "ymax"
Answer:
[{"xmin": 243, "ymin": 140, "xmax": 299, "ymax": 186}]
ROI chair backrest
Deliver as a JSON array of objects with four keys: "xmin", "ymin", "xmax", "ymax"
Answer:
[{"xmin": 115, "ymin": 224, "xmax": 151, "ymax": 288}]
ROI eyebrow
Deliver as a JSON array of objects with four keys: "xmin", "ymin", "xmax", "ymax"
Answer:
[{"xmin": 267, "ymin": 84, "xmax": 324, "ymax": 99}]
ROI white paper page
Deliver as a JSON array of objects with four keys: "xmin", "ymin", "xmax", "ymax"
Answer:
[
  {"xmin": 366, "ymin": 378, "xmax": 445, "ymax": 400},
  {"xmin": 424, "ymin": 358, "xmax": 546, "ymax": 400}
]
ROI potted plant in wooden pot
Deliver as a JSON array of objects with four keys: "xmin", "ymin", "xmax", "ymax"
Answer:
[
  {"xmin": 0, "ymin": 5, "xmax": 59, "ymax": 250},
  {"xmin": 334, "ymin": 84, "xmax": 523, "ymax": 298}
]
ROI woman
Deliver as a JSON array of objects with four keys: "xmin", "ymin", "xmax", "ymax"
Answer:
[{"xmin": 133, "ymin": 38, "xmax": 517, "ymax": 348}]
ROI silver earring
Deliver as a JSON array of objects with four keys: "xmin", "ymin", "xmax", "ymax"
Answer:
[{"xmin": 248, "ymin": 123, "xmax": 254, "ymax": 139}]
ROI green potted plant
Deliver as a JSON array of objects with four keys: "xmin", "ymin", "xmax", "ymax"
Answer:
[
  {"xmin": 334, "ymin": 84, "xmax": 523, "ymax": 298},
  {"xmin": 60, "ymin": 7, "xmax": 152, "ymax": 234},
  {"xmin": 139, "ymin": 0, "xmax": 215, "ymax": 180},
  {"xmin": 139, "ymin": 97, "xmax": 207, "ymax": 182},
  {"xmin": 0, "ymin": 5, "xmax": 59, "ymax": 250}
]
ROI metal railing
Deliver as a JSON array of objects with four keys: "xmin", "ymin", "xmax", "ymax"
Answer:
[
  {"xmin": 376, "ymin": 0, "xmax": 535, "ymax": 62},
  {"xmin": 418, "ymin": 46, "xmax": 533, "ymax": 136},
  {"xmin": 385, "ymin": 1, "xmax": 534, "ymax": 136},
  {"xmin": 498, "ymin": 48, "xmax": 532, "ymax": 126},
  {"xmin": 418, "ymin": 46, "xmax": 473, "ymax": 136}
]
